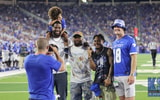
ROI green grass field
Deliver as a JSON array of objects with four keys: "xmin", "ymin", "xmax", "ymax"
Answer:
[{"xmin": 0, "ymin": 54, "xmax": 160, "ymax": 100}]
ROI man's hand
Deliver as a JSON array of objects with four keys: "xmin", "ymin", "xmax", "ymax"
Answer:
[
  {"xmin": 46, "ymin": 32, "xmax": 51, "ymax": 39},
  {"xmin": 51, "ymin": 46, "xmax": 58, "ymax": 54},
  {"xmin": 127, "ymin": 75, "xmax": 135, "ymax": 85},
  {"xmin": 104, "ymin": 78, "xmax": 111, "ymax": 86},
  {"xmin": 61, "ymin": 31, "xmax": 68, "ymax": 42},
  {"xmin": 87, "ymin": 47, "xmax": 93, "ymax": 58}
]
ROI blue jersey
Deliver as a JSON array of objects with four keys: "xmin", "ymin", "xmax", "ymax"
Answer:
[
  {"xmin": 61, "ymin": 18, "xmax": 66, "ymax": 29},
  {"xmin": 112, "ymin": 35, "xmax": 137, "ymax": 76},
  {"xmin": 24, "ymin": 54, "xmax": 61, "ymax": 100}
]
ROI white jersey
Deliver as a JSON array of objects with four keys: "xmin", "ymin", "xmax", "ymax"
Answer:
[
  {"xmin": 10, "ymin": 52, "xmax": 19, "ymax": 61},
  {"xmin": 49, "ymin": 37, "xmax": 72, "ymax": 73},
  {"xmin": 68, "ymin": 45, "xmax": 92, "ymax": 83},
  {"xmin": 2, "ymin": 50, "xmax": 9, "ymax": 62}
]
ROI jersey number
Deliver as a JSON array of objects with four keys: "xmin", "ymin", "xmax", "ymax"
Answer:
[{"xmin": 114, "ymin": 48, "xmax": 121, "ymax": 63}]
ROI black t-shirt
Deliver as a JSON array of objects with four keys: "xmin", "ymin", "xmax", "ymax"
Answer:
[{"xmin": 92, "ymin": 47, "xmax": 111, "ymax": 84}]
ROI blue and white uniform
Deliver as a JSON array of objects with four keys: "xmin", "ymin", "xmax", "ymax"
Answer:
[
  {"xmin": 112, "ymin": 35, "xmax": 137, "ymax": 97},
  {"xmin": 112, "ymin": 35, "xmax": 137, "ymax": 76}
]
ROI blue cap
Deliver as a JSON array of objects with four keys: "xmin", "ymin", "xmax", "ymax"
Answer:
[
  {"xmin": 90, "ymin": 83, "xmax": 101, "ymax": 97},
  {"xmin": 112, "ymin": 19, "xmax": 126, "ymax": 30}
]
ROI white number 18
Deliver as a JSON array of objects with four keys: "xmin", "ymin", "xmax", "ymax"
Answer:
[{"xmin": 114, "ymin": 48, "xmax": 121, "ymax": 63}]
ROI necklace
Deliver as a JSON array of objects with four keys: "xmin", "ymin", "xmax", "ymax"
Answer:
[{"xmin": 96, "ymin": 47, "xmax": 104, "ymax": 55}]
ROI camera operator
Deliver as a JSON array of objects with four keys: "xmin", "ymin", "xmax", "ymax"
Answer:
[{"xmin": 24, "ymin": 38, "xmax": 65, "ymax": 100}]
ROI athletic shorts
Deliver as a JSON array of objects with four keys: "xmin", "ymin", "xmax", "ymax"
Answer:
[{"xmin": 114, "ymin": 76, "xmax": 135, "ymax": 97}]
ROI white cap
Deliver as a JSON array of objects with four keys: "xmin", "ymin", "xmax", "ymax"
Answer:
[{"xmin": 112, "ymin": 19, "xmax": 126, "ymax": 30}]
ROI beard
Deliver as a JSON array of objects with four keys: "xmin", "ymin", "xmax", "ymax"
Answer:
[
  {"xmin": 50, "ymin": 31, "xmax": 61, "ymax": 38},
  {"xmin": 74, "ymin": 42, "xmax": 82, "ymax": 47}
]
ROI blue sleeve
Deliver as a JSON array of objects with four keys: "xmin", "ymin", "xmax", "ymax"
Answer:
[
  {"xmin": 61, "ymin": 18, "xmax": 66, "ymax": 29},
  {"xmin": 129, "ymin": 37, "xmax": 137, "ymax": 54},
  {"xmin": 49, "ymin": 56, "xmax": 61, "ymax": 72},
  {"xmin": 48, "ymin": 25, "xmax": 52, "ymax": 32}
]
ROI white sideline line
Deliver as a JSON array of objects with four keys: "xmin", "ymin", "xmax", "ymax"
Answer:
[
  {"xmin": 0, "ymin": 91, "xmax": 72, "ymax": 93},
  {"xmin": 141, "ymin": 64, "xmax": 160, "ymax": 67},
  {"xmin": 147, "ymin": 61, "xmax": 160, "ymax": 63},
  {"xmin": 0, "ymin": 91, "xmax": 147, "ymax": 93},
  {"xmin": 1, "ymin": 69, "xmax": 159, "ymax": 79},
  {"xmin": 0, "ymin": 91, "xmax": 27, "ymax": 93},
  {"xmin": 137, "ymin": 69, "xmax": 160, "ymax": 73},
  {"xmin": 0, "ymin": 82, "xmax": 27, "ymax": 84},
  {"xmin": 0, "ymin": 69, "xmax": 26, "ymax": 78}
]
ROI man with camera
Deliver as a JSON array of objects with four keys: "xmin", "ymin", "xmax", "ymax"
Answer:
[{"xmin": 24, "ymin": 38, "xmax": 65, "ymax": 100}]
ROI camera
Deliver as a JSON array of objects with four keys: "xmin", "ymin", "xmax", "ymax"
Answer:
[{"xmin": 48, "ymin": 44, "xmax": 58, "ymax": 52}]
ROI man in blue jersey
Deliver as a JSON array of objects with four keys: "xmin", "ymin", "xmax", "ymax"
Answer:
[
  {"xmin": 24, "ymin": 38, "xmax": 65, "ymax": 100},
  {"xmin": 112, "ymin": 19, "xmax": 137, "ymax": 100}
]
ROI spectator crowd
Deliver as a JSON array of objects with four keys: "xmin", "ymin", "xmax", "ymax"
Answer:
[{"xmin": 0, "ymin": 2, "xmax": 160, "ymax": 71}]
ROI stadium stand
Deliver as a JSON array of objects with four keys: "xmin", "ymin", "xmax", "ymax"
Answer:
[{"xmin": 0, "ymin": 1, "xmax": 160, "ymax": 72}]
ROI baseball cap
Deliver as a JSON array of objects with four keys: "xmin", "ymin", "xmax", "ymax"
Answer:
[
  {"xmin": 73, "ymin": 31, "xmax": 83, "ymax": 38},
  {"xmin": 90, "ymin": 83, "xmax": 101, "ymax": 97},
  {"xmin": 112, "ymin": 19, "xmax": 126, "ymax": 30}
]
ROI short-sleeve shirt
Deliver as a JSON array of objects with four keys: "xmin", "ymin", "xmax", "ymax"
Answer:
[
  {"xmin": 68, "ymin": 45, "xmax": 91, "ymax": 83},
  {"xmin": 112, "ymin": 35, "xmax": 137, "ymax": 76},
  {"xmin": 24, "ymin": 54, "xmax": 61, "ymax": 100}
]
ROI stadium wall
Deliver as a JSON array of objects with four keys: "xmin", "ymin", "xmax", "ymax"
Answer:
[{"xmin": 0, "ymin": 0, "xmax": 13, "ymax": 5}]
